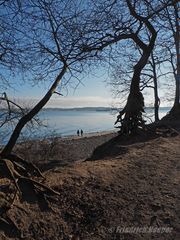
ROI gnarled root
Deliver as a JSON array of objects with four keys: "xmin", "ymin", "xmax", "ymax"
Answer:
[
  {"xmin": 0, "ymin": 186, "xmax": 21, "ymax": 238},
  {"xmin": 0, "ymin": 216, "xmax": 22, "ymax": 239},
  {"xmin": 0, "ymin": 153, "xmax": 60, "ymax": 236},
  {"xmin": 115, "ymin": 92, "xmax": 145, "ymax": 134},
  {"xmin": 4, "ymin": 154, "xmax": 44, "ymax": 178},
  {"xmin": 0, "ymin": 155, "xmax": 60, "ymax": 198}
]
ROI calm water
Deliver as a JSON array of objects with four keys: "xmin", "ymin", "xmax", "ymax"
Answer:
[
  {"xmin": 0, "ymin": 107, "xmax": 171, "ymax": 144},
  {"xmin": 38, "ymin": 107, "xmax": 170, "ymax": 136},
  {"xmin": 39, "ymin": 108, "xmax": 118, "ymax": 137}
]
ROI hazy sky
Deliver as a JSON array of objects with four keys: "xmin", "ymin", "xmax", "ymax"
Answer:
[
  {"xmin": 8, "ymin": 68, "xmax": 115, "ymax": 108},
  {"xmin": 6, "ymin": 63, "xmax": 174, "ymax": 109},
  {"xmin": 8, "ymin": 70, "xmax": 173, "ymax": 108}
]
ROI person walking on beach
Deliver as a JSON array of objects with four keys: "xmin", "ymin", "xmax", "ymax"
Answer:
[
  {"xmin": 80, "ymin": 129, "xmax": 83, "ymax": 136},
  {"xmin": 77, "ymin": 130, "xmax": 79, "ymax": 136}
]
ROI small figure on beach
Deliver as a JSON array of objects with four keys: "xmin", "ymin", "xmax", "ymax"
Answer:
[
  {"xmin": 80, "ymin": 129, "xmax": 83, "ymax": 136},
  {"xmin": 77, "ymin": 130, "xmax": 79, "ymax": 136}
]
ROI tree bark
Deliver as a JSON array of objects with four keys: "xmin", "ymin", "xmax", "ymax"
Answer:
[
  {"xmin": 151, "ymin": 53, "xmax": 160, "ymax": 122},
  {"xmin": 115, "ymin": 0, "xmax": 157, "ymax": 134},
  {"xmin": 169, "ymin": 2, "xmax": 180, "ymax": 113},
  {"xmin": 1, "ymin": 65, "xmax": 67, "ymax": 157},
  {"xmin": 154, "ymin": 84, "xmax": 160, "ymax": 122}
]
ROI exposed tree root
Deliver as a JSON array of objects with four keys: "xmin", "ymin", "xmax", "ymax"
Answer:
[
  {"xmin": 162, "ymin": 105, "xmax": 180, "ymax": 121},
  {"xmin": 0, "ymin": 216, "xmax": 22, "ymax": 239},
  {"xmin": 0, "ymin": 154, "xmax": 61, "ymax": 237},
  {"xmin": 4, "ymin": 154, "xmax": 44, "ymax": 178},
  {"xmin": 115, "ymin": 92, "xmax": 145, "ymax": 134},
  {"xmin": 0, "ymin": 156, "xmax": 60, "ymax": 199},
  {"xmin": 0, "ymin": 185, "xmax": 21, "ymax": 238},
  {"xmin": 146, "ymin": 121, "xmax": 180, "ymax": 137}
]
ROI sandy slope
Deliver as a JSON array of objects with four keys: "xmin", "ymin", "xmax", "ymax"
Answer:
[{"xmin": 0, "ymin": 128, "xmax": 180, "ymax": 240}]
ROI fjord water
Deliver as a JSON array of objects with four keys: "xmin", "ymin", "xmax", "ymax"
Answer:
[
  {"xmin": 0, "ymin": 107, "xmax": 170, "ymax": 144},
  {"xmin": 39, "ymin": 108, "xmax": 117, "ymax": 137},
  {"xmin": 38, "ymin": 107, "xmax": 170, "ymax": 137}
]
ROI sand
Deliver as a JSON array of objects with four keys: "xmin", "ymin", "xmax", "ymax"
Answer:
[
  {"xmin": 0, "ymin": 125, "xmax": 180, "ymax": 240},
  {"xmin": 15, "ymin": 130, "xmax": 118, "ymax": 168}
]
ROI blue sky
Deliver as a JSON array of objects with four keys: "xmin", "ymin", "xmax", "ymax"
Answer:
[{"xmin": 2, "ymin": 1, "xmax": 175, "ymax": 110}]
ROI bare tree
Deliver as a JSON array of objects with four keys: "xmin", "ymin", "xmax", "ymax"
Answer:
[
  {"xmin": 106, "ymin": 0, "xmax": 178, "ymax": 128},
  {"xmin": 0, "ymin": 0, "xmax": 108, "ymax": 156},
  {"xmin": 109, "ymin": 42, "xmax": 163, "ymax": 122},
  {"xmin": 113, "ymin": 0, "xmax": 158, "ymax": 133},
  {"xmin": 159, "ymin": 1, "xmax": 180, "ymax": 118}
]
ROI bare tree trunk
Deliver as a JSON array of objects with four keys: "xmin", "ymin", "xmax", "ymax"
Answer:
[
  {"xmin": 130, "ymin": 48, "xmax": 156, "ymax": 127},
  {"xmin": 151, "ymin": 53, "xmax": 160, "ymax": 122},
  {"xmin": 154, "ymin": 84, "xmax": 160, "ymax": 122},
  {"xmin": 174, "ymin": 1, "xmax": 180, "ymax": 107},
  {"xmin": 1, "ymin": 66, "xmax": 67, "ymax": 157},
  {"xmin": 172, "ymin": 74, "xmax": 180, "ymax": 111},
  {"xmin": 169, "ymin": 2, "xmax": 180, "ymax": 115},
  {"xmin": 116, "ymin": 46, "xmax": 157, "ymax": 133},
  {"xmin": 115, "ymin": 5, "xmax": 157, "ymax": 133}
]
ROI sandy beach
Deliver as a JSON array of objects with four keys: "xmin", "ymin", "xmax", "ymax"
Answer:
[{"xmin": 15, "ymin": 130, "xmax": 119, "ymax": 167}]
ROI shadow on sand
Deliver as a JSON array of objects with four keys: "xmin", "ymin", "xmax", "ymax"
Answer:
[{"xmin": 86, "ymin": 123, "xmax": 179, "ymax": 161}]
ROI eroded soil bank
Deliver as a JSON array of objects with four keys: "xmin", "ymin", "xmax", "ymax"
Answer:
[{"xmin": 0, "ymin": 124, "xmax": 179, "ymax": 239}]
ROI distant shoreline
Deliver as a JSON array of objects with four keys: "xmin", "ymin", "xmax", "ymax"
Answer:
[{"xmin": 41, "ymin": 106, "xmax": 171, "ymax": 111}]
